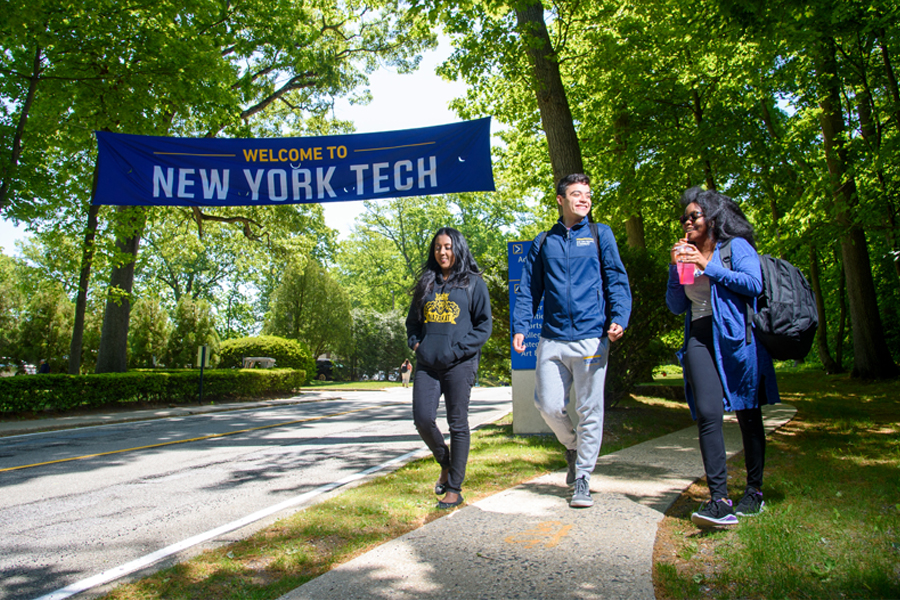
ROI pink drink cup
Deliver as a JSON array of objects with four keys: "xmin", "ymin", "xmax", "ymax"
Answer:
[{"xmin": 678, "ymin": 262, "xmax": 695, "ymax": 285}]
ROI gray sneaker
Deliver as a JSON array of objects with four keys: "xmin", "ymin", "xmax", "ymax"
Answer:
[
  {"xmin": 565, "ymin": 449, "xmax": 577, "ymax": 485},
  {"xmin": 570, "ymin": 476, "xmax": 593, "ymax": 508}
]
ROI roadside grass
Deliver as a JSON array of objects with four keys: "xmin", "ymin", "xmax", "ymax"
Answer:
[
  {"xmin": 654, "ymin": 370, "xmax": 900, "ymax": 599},
  {"xmin": 99, "ymin": 392, "xmax": 693, "ymax": 600}
]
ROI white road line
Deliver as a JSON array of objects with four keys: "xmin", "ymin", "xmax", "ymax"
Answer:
[{"xmin": 34, "ymin": 445, "xmax": 431, "ymax": 600}]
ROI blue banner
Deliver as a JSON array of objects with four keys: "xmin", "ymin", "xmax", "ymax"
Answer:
[
  {"xmin": 508, "ymin": 240, "xmax": 543, "ymax": 370},
  {"xmin": 94, "ymin": 118, "xmax": 494, "ymax": 206}
]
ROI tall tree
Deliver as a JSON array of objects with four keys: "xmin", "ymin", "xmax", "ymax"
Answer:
[
  {"xmin": 714, "ymin": 0, "xmax": 900, "ymax": 377},
  {"xmin": 16, "ymin": 282, "xmax": 74, "ymax": 373},
  {"xmin": 128, "ymin": 297, "xmax": 172, "ymax": 369},
  {"xmin": 165, "ymin": 296, "xmax": 219, "ymax": 369},
  {"xmin": 264, "ymin": 258, "xmax": 352, "ymax": 358}
]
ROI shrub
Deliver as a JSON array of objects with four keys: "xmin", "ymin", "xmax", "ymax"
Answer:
[
  {"xmin": 218, "ymin": 335, "xmax": 315, "ymax": 384},
  {"xmin": 0, "ymin": 369, "xmax": 306, "ymax": 414}
]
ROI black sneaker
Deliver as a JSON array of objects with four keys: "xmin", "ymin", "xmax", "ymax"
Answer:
[
  {"xmin": 565, "ymin": 448, "xmax": 577, "ymax": 485},
  {"xmin": 735, "ymin": 487, "xmax": 765, "ymax": 517},
  {"xmin": 570, "ymin": 476, "xmax": 593, "ymax": 508},
  {"xmin": 691, "ymin": 498, "xmax": 738, "ymax": 527}
]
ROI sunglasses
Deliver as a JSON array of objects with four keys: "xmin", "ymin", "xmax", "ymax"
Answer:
[{"xmin": 679, "ymin": 210, "xmax": 704, "ymax": 225}]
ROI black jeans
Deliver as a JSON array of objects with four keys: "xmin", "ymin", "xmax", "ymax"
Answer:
[
  {"xmin": 685, "ymin": 316, "xmax": 766, "ymax": 500},
  {"xmin": 412, "ymin": 357, "xmax": 478, "ymax": 494}
]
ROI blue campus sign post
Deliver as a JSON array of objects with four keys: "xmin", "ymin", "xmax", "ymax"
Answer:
[
  {"xmin": 508, "ymin": 239, "xmax": 555, "ymax": 434},
  {"xmin": 508, "ymin": 240, "xmax": 543, "ymax": 370}
]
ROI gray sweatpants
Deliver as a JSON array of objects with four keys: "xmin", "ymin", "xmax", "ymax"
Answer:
[{"xmin": 534, "ymin": 336, "xmax": 610, "ymax": 481}]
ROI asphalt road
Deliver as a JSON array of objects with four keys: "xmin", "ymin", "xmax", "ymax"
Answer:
[{"xmin": 0, "ymin": 387, "xmax": 512, "ymax": 600}]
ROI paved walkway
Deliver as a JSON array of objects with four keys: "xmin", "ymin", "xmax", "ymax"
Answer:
[{"xmin": 278, "ymin": 404, "xmax": 796, "ymax": 600}]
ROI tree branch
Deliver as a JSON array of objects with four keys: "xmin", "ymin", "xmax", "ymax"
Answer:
[{"xmin": 190, "ymin": 207, "xmax": 265, "ymax": 240}]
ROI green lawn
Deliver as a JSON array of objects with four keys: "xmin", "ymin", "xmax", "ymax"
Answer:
[{"xmin": 655, "ymin": 369, "xmax": 900, "ymax": 599}]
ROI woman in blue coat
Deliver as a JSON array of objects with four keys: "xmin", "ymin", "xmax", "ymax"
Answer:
[{"xmin": 666, "ymin": 187, "xmax": 780, "ymax": 528}]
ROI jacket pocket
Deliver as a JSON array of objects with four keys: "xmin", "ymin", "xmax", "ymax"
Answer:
[
  {"xmin": 719, "ymin": 304, "xmax": 748, "ymax": 342},
  {"xmin": 416, "ymin": 333, "xmax": 454, "ymax": 368}
]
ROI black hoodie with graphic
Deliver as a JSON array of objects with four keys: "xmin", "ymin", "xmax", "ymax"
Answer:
[{"xmin": 405, "ymin": 274, "xmax": 492, "ymax": 370}]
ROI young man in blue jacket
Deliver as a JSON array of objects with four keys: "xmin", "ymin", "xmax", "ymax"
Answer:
[{"xmin": 513, "ymin": 173, "xmax": 632, "ymax": 508}]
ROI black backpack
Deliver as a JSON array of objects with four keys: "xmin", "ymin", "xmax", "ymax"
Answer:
[{"xmin": 720, "ymin": 240, "xmax": 818, "ymax": 361}]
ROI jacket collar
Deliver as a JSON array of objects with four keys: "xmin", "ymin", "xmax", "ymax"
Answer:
[{"xmin": 554, "ymin": 215, "xmax": 589, "ymax": 233}]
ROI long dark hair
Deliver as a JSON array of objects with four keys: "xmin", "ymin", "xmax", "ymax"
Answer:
[
  {"xmin": 681, "ymin": 186, "xmax": 757, "ymax": 249},
  {"xmin": 412, "ymin": 227, "xmax": 482, "ymax": 315}
]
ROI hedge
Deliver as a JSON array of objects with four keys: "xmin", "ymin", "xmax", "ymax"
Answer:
[
  {"xmin": 0, "ymin": 369, "xmax": 306, "ymax": 414},
  {"xmin": 218, "ymin": 335, "xmax": 316, "ymax": 384}
]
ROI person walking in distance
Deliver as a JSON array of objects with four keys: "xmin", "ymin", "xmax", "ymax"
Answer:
[
  {"xmin": 666, "ymin": 186, "xmax": 780, "ymax": 527},
  {"xmin": 513, "ymin": 174, "xmax": 632, "ymax": 508},
  {"xmin": 406, "ymin": 227, "xmax": 492, "ymax": 509},
  {"xmin": 400, "ymin": 359, "xmax": 412, "ymax": 388}
]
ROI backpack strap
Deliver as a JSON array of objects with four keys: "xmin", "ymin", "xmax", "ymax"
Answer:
[
  {"xmin": 533, "ymin": 231, "xmax": 548, "ymax": 258},
  {"xmin": 718, "ymin": 238, "xmax": 753, "ymax": 345},
  {"xmin": 719, "ymin": 238, "xmax": 732, "ymax": 269}
]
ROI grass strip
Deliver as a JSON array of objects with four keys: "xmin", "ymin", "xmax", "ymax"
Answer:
[
  {"xmin": 100, "ymin": 393, "xmax": 693, "ymax": 600},
  {"xmin": 302, "ymin": 380, "xmax": 405, "ymax": 390},
  {"xmin": 654, "ymin": 369, "xmax": 900, "ymax": 599}
]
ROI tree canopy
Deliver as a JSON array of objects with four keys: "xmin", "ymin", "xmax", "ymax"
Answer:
[{"xmin": 1, "ymin": 0, "xmax": 898, "ymax": 380}]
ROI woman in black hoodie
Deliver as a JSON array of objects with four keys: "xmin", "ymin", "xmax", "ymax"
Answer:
[{"xmin": 406, "ymin": 227, "xmax": 492, "ymax": 509}]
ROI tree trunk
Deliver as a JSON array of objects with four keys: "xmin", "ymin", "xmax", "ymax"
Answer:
[
  {"xmin": 612, "ymin": 108, "xmax": 646, "ymax": 248},
  {"xmin": 0, "ymin": 45, "xmax": 42, "ymax": 211},
  {"xmin": 808, "ymin": 246, "xmax": 840, "ymax": 373},
  {"xmin": 856, "ymin": 77, "xmax": 900, "ymax": 284},
  {"xmin": 690, "ymin": 88, "xmax": 716, "ymax": 190},
  {"xmin": 68, "ymin": 198, "xmax": 101, "ymax": 374},
  {"xmin": 835, "ymin": 248, "xmax": 846, "ymax": 368},
  {"xmin": 816, "ymin": 37, "xmax": 898, "ymax": 378},
  {"xmin": 878, "ymin": 31, "xmax": 900, "ymax": 129},
  {"xmin": 514, "ymin": 1, "xmax": 583, "ymax": 184},
  {"xmin": 885, "ymin": 203, "xmax": 900, "ymax": 282},
  {"xmin": 95, "ymin": 207, "xmax": 145, "ymax": 373}
]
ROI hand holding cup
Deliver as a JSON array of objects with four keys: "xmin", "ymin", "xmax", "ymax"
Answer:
[{"xmin": 672, "ymin": 242, "xmax": 695, "ymax": 285}]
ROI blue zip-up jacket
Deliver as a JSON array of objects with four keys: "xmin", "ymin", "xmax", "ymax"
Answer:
[
  {"xmin": 665, "ymin": 236, "xmax": 780, "ymax": 418},
  {"xmin": 513, "ymin": 217, "xmax": 632, "ymax": 341}
]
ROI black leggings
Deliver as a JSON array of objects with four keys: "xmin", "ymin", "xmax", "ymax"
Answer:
[
  {"xmin": 412, "ymin": 357, "xmax": 478, "ymax": 494},
  {"xmin": 685, "ymin": 316, "xmax": 766, "ymax": 499}
]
